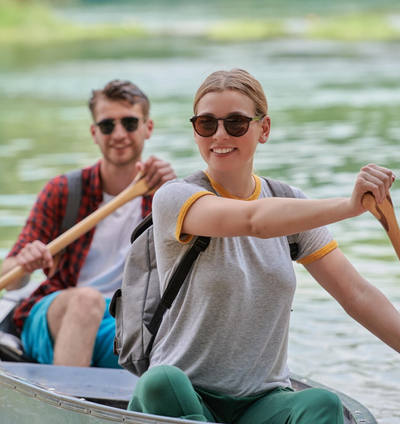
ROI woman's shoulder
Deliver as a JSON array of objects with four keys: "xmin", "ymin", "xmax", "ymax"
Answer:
[
  {"xmin": 154, "ymin": 172, "xmax": 213, "ymax": 205},
  {"xmin": 257, "ymin": 176, "xmax": 308, "ymax": 200},
  {"xmin": 158, "ymin": 171, "xmax": 214, "ymax": 194}
]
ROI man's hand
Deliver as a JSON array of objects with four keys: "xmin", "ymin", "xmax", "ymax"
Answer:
[
  {"xmin": 15, "ymin": 240, "xmax": 54, "ymax": 273},
  {"xmin": 136, "ymin": 155, "xmax": 176, "ymax": 191}
]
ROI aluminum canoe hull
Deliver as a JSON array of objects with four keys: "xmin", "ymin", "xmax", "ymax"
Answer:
[{"xmin": 0, "ymin": 362, "xmax": 377, "ymax": 424}]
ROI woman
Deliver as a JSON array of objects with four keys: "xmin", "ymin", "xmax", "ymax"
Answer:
[{"xmin": 127, "ymin": 69, "xmax": 400, "ymax": 423}]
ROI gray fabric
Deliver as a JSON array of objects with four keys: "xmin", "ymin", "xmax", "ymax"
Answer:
[
  {"xmin": 150, "ymin": 176, "xmax": 334, "ymax": 397},
  {"xmin": 61, "ymin": 169, "xmax": 82, "ymax": 233}
]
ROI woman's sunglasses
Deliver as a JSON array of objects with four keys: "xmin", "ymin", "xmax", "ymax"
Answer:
[
  {"xmin": 190, "ymin": 114, "xmax": 264, "ymax": 138},
  {"xmin": 95, "ymin": 116, "xmax": 144, "ymax": 135}
]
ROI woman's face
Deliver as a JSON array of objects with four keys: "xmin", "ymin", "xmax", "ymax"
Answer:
[{"xmin": 193, "ymin": 90, "xmax": 270, "ymax": 176}]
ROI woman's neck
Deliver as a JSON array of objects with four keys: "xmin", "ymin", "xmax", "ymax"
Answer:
[{"xmin": 205, "ymin": 167, "xmax": 256, "ymax": 199}]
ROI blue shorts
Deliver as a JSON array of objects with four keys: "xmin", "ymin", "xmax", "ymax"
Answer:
[{"xmin": 21, "ymin": 291, "xmax": 121, "ymax": 368}]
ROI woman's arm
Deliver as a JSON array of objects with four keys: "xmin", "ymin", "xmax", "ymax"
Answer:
[
  {"xmin": 305, "ymin": 248, "xmax": 400, "ymax": 354},
  {"xmin": 183, "ymin": 195, "xmax": 354, "ymax": 238},
  {"xmin": 182, "ymin": 164, "xmax": 395, "ymax": 239}
]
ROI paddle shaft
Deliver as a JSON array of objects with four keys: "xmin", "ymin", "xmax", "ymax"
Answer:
[
  {"xmin": 0, "ymin": 177, "xmax": 150, "ymax": 291},
  {"xmin": 362, "ymin": 192, "xmax": 400, "ymax": 261}
]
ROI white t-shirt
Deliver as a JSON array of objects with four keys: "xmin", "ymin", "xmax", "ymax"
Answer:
[{"xmin": 77, "ymin": 193, "xmax": 143, "ymax": 298}]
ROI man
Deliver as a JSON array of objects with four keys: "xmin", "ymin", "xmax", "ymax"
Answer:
[{"xmin": 0, "ymin": 80, "xmax": 176, "ymax": 368}]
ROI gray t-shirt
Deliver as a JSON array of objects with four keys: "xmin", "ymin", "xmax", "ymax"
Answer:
[{"xmin": 150, "ymin": 174, "xmax": 336, "ymax": 396}]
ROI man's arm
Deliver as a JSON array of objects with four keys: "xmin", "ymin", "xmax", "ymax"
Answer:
[
  {"xmin": 1, "ymin": 240, "xmax": 54, "ymax": 291},
  {"xmin": 1, "ymin": 176, "xmax": 66, "ymax": 291},
  {"xmin": 305, "ymin": 248, "xmax": 400, "ymax": 354}
]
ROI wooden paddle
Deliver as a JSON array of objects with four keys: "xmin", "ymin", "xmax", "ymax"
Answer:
[
  {"xmin": 0, "ymin": 175, "xmax": 150, "ymax": 291},
  {"xmin": 362, "ymin": 192, "xmax": 400, "ymax": 261}
]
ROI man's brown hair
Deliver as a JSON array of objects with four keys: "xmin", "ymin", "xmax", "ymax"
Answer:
[{"xmin": 89, "ymin": 80, "xmax": 150, "ymax": 119}]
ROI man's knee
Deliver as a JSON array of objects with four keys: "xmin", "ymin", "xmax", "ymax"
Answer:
[
  {"xmin": 72, "ymin": 287, "xmax": 105, "ymax": 315},
  {"xmin": 48, "ymin": 288, "xmax": 105, "ymax": 336},
  {"xmin": 58, "ymin": 287, "xmax": 105, "ymax": 320}
]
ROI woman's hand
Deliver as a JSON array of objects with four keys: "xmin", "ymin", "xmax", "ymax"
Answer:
[{"xmin": 350, "ymin": 164, "xmax": 396, "ymax": 216}]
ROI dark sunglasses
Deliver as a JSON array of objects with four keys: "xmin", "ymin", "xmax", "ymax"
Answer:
[
  {"xmin": 190, "ymin": 114, "xmax": 264, "ymax": 138},
  {"xmin": 95, "ymin": 116, "xmax": 144, "ymax": 135}
]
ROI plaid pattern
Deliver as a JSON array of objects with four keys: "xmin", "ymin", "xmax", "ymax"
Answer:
[{"xmin": 10, "ymin": 161, "xmax": 153, "ymax": 333}]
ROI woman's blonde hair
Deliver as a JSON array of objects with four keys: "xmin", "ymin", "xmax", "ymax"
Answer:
[{"xmin": 193, "ymin": 69, "xmax": 268, "ymax": 116}]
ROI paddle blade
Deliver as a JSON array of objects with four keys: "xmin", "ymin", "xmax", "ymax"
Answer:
[{"xmin": 362, "ymin": 192, "xmax": 400, "ymax": 261}]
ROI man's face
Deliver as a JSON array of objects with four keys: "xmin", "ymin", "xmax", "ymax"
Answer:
[{"xmin": 90, "ymin": 97, "xmax": 153, "ymax": 168}]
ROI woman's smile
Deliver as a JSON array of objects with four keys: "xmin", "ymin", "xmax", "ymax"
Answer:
[{"xmin": 211, "ymin": 147, "xmax": 236, "ymax": 155}]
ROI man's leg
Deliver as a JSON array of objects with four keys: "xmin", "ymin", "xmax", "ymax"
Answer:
[
  {"xmin": 47, "ymin": 287, "xmax": 105, "ymax": 366},
  {"xmin": 21, "ymin": 291, "xmax": 60, "ymax": 364},
  {"xmin": 91, "ymin": 298, "xmax": 121, "ymax": 368}
]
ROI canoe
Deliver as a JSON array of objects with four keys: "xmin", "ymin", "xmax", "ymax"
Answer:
[{"xmin": 0, "ymin": 361, "xmax": 377, "ymax": 424}]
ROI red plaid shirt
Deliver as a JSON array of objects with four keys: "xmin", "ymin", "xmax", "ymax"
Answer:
[{"xmin": 10, "ymin": 161, "xmax": 152, "ymax": 333}]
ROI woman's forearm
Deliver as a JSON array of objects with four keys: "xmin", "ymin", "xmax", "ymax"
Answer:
[
  {"xmin": 247, "ymin": 197, "xmax": 355, "ymax": 239},
  {"xmin": 184, "ymin": 195, "xmax": 358, "ymax": 239},
  {"xmin": 343, "ymin": 281, "xmax": 400, "ymax": 354}
]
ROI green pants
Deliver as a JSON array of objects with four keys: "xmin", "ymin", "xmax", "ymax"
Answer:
[{"xmin": 128, "ymin": 365, "xmax": 344, "ymax": 424}]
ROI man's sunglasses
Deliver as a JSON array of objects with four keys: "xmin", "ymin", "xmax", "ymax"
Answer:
[
  {"xmin": 190, "ymin": 114, "xmax": 264, "ymax": 138},
  {"xmin": 95, "ymin": 116, "xmax": 144, "ymax": 135}
]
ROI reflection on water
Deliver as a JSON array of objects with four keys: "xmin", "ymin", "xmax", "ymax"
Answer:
[{"xmin": 0, "ymin": 5, "xmax": 399, "ymax": 422}]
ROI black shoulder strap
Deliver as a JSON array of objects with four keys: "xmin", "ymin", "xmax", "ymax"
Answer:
[
  {"xmin": 147, "ymin": 235, "xmax": 210, "ymax": 337},
  {"xmin": 61, "ymin": 169, "xmax": 82, "ymax": 233},
  {"xmin": 261, "ymin": 177, "xmax": 300, "ymax": 261},
  {"xmin": 131, "ymin": 212, "xmax": 153, "ymax": 243},
  {"xmin": 140, "ymin": 172, "xmax": 212, "ymax": 353}
]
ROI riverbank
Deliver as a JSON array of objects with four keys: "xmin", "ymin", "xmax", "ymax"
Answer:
[
  {"xmin": 0, "ymin": 0, "xmax": 147, "ymax": 45},
  {"xmin": 1, "ymin": 0, "xmax": 399, "ymax": 45}
]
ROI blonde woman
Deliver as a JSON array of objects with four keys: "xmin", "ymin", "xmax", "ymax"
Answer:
[{"xmin": 127, "ymin": 69, "xmax": 399, "ymax": 424}]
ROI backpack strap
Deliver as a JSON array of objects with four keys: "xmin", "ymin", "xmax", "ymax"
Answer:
[
  {"xmin": 144, "ymin": 235, "xmax": 210, "ymax": 356},
  {"xmin": 147, "ymin": 235, "xmax": 210, "ymax": 337},
  {"xmin": 140, "ymin": 172, "xmax": 212, "ymax": 354},
  {"xmin": 61, "ymin": 169, "xmax": 82, "ymax": 233},
  {"xmin": 261, "ymin": 177, "xmax": 299, "ymax": 261},
  {"xmin": 131, "ymin": 213, "xmax": 153, "ymax": 243}
]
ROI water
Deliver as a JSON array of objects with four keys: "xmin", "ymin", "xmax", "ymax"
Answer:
[{"xmin": 1, "ymin": 1, "xmax": 400, "ymax": 422}]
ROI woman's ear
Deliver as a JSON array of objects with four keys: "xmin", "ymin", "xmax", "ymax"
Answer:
[{"xmin": 259, "ymin": 115, "xmax": 271, "ymax": 144}]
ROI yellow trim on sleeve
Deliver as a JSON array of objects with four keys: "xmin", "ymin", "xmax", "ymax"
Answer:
[
  {"xmin": 175, "ymin": 191, "xmax": 216, "ymax": 243},
  {"xmin": 296, "ymin": 240, "xmax": 339, "ymax": 265}
]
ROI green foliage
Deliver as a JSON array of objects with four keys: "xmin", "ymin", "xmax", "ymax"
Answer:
[
  {"xmin": 0, "ymin": 1, "xmax": 400, "ymax": 44},
  {"xmin": 207, "ymin": 20, "xmax": 287, "ymax": 41},
  {"xmin": 0, "ymin": 0, "xmax": 147, "ymax": 45},
  {"xmin": 0, "ymin": 0, "xmax": 55, "ymax": 28},
  {"xmin": 306, "ymin": 12, "xmax": 400, "ymax": 41}
]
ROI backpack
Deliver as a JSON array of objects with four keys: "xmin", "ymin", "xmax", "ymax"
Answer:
[{"xmin": 109, "ymin": 170, "xmax": 299, "ymax": 376}]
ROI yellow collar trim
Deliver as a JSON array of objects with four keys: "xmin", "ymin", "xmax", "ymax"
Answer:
[{"xmin": 205, "ymin": 172, "xmax": 261, "ymax": 200}]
